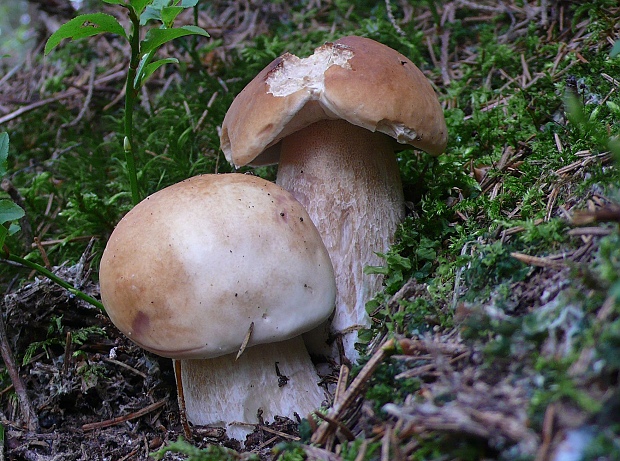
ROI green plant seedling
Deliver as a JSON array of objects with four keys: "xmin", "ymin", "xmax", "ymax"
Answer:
[
  {"xmin": 0, "ymin": 132, "xmax": 25, "ymax": 249},
  {"xmin": 611, "ymin": 39, "xmax": 620, "ymax": 58},
  {"xmin": 44, "ymin": 0, "xmax": 209, "ymax": 205}
]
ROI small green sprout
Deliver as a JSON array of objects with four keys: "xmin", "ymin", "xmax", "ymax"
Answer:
[{"xmin": 44, "ymin": 0, "xmax": 209, "ymax": 205}]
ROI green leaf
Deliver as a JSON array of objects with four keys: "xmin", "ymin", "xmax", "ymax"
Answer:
[
  {"xmin": 129, "ymin": 0, "xmax": 154, "ymax": 13},
  {"xmin": 134, "ymin": 50, "xmax": 156, "ymax": 86},
  {"xmin": 416, "ymin": 246, "xmax": 437, "ymax": 261},
  {"xmin": 101, "ymin": 0, "xmax": 127, "ymax": 5},
  {"xmin": 0, "ymin": 132, "xmax": 8, "ymax": 176},
  {"xmin": 136, "ymin": 58, "xmax": 179, "ymax": 87},
  {"xmin": 151, "ymin": 0, "xmax": 170, "ymax": 7},
  {"xmin": 564, "ymin": 93, "xmax": 586, "ymax": 127},
  {"xmin": 606, "ymin": 100, "xmax": 620, "ymax": 116},
  {"xmin": 7, "ymin": 222, "xmax": 20, "ymax": 236},
  {"xmin": 44, "ymin": 13, "xmax": 127, "ymax": 55},
  {"xmin": 140, "ymin": 25, "xmax": 209, "ymax": 55},
  {"xmin": 0, "ymin": 200, "xmax": 25, "ymax": 225},
  {"xmin": 0, "ymin": 221, "xmax": 19, "ymax": 250},
  {"xmin": 608, "ymin": 136, "xmax": 620, "ymax": 161},
  {"xmin": 386, "ymin": 253, "xmax": 412, "ymax": 270},
  {"xmin": 0, "ymin": 225, "xmax": 7, "ymax": 250},
  {"xmin": 180, "ymin": 0, "xmax": 199, "ymax": 6},
  {"xmin": 161, "ymin": 6, "xmax": 184, "ymax": 27},
  {"xmin": 139, "ymin": 7, "xmax": 161, "ymax": 25},
  {"xmin": 364, "ymin": 265, "xmax": 389, "ymax": 276},
  {"xmin": 611, "ymin": 39, "xmax": 620, "ymax": 58}
]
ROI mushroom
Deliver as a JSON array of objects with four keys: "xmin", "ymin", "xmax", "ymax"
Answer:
[
  {"xmin": 220, "ymin": 36, "xmax": 447, "ymax": 362},
  {"xmin": 99, "ymin": 174, "xmax": 336, "ymax": 441}
]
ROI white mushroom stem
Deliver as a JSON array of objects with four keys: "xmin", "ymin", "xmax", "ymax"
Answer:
[
  {"xmin": 177, "ymin": 335, "xmax": 325, "ymax": 442},
  {"xmin": 276, "ymin": 119, "xmax": 405, "ymax": 362}
]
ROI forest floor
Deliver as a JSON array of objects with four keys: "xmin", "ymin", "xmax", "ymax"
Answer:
[{"xmin": 0, "ymin": 0, "xmax": 619, "ymax": 460}]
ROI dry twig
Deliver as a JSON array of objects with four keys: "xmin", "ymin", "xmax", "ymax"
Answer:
[
  {"xmin": 81, "ymin": 399, "xmax": 166, "ymax": 431},
  {"xmin": 311, "ymin": 339, "xmax": 395, "ymax": 445},
  {"xmin": 0, "ymin": 302, "xmax": 38, "ymax": 432},
  {"xmin": 511, "ymin": 252, "xmax": 566, "ymax": 269},
  {"xmin": 0, "ymin": 71, "xmax": 125, "ymax": 126}
]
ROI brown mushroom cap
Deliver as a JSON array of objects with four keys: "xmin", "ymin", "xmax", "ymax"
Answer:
[
  {"xmin": 220, "ymin": 35, "xmax": 447, "ymax": 167},
  {"xmin": 99, "ymin": 174, "xmax": 336, "ymax": 360}
]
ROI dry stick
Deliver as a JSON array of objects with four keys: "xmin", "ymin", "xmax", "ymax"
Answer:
[
  {"xmin": 313, "ymin": 411, "xmax": 356, "ymax": 441},
  {"xmin": 601, "ymin": 73, "xmax": 620, "ymax": 87},
  {"xmin": 384, "ymin": 0, "xmax": 405, "ymax": 36},
  {"xmin": 0, "ymin": 71, "xmax": 125, "ymax": 126},
  {"xmin": 510, "ymin": 252, "xmax": 565, "ymax": 269},
  {"xmin": 33, "ymin": 237, "xmax": 51, "ymax": 269},
  {"xmin": 81, "ymin": 398, "xmax": 166, "ymax": 431},
  {"xmin": 103, "ymin": 357, "xmax": 148, "ymax": 379},
  {"xmin": 520, "ymin": 53, "xmax": 532, "ymax": 84},
  {"xmin": 555, "ymin": 152, "xmax": 613, "ymax": 176},
  {"xmin": 324, "ymin": 367, "xmax": 345, "ymax": 451},
  {"xmin": 311, "ymin": 339, "xmax": 395, "ymax": 445},
  {"xmin": 425, "ymin": 36, "xmax": 439, "ymax": 70},
  {"xmin": 0, "ymin": 62, "xmax": 24, "ymax": 87},
  {"xmin": 173, "ymin": 359, "xmax": 192, "ymax": 440},
  {"xmin": 571, "ymin": 205, "xmax": 620, "ymax": 226},
  {"xmin": 456, "ymin": 0, "xmax": 504, "ymax": 13},
  {"xmin": 395, "ymin": 363, "xmax": 438, "ymax": 380},
  {"xmin": 256, "ymin": 436, "xmax": 279, "ymax": 450},
  {"xmin": 302, "ymin": 444, "xmax": 344, "ymax": 461},
  {"xmin": 544, "ymin": 186, "xmax": 559, "ymax": 222},
  {"xmin": 256, "ymin": 426, "xmax": 299, "ymax": 449},
  {"xmin": 398, "ymin": 336, "xmax": 469, "ymax": 357},
  {"xmin": 534, "ymin": 403, "xmax": 556, "ymax": 461},
  {"xmin": 117, "ymin": 448, "xmax": 140, "ymax": 461},
  {"xmin": 0, "ymin": 303, "xmax": 38, "ymax": 432},
  {"xmin": 193, "ymin": 91, "xmax": 219, "ymax": 133},
  {"xmin": 439, "ymin": 4, "xmax": 454, "ymax": 87},
  {"xmin": 381, "ymin": 425, "xmax": 391, "ymax": 461},
  {"xmin": 567, "ymin": 227, "xmax": 613, "ymax": 237},
  {"xmin": 141, "ymin": 84, "xmax": 152, "ymax": 116},
  {"xmin": 56, "ymin": 61, "xmax": 97, "ymax": 146},
  {"xmin": 0, "ymin": 384, "xmax": 14, "ymax": 398},
  {"xmin": 333, "ymin": 365, "xmax": 350, "ymax": 407},
  {"xmin": 62, "ymin": 331, "xmax": 72, "ymax": 377},
  {"xmin": 258, "ymin": 425, "xmax": 300, "ymax": 441},
  {"xmin": 236, "ymin": 322, "xmax": 253, "ymax": 360}
]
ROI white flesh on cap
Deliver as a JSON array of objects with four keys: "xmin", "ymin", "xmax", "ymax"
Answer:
[
  {"xmin": 266, "ymin": 44, "xmax": 353, "ymax": 98},
  {"xmin": 277, "ymin": 120, "xmax": 404, "ymax": 362},
  {"xmin": 179, "ymin": 336, "xmax": 325, "ymax": 441}
]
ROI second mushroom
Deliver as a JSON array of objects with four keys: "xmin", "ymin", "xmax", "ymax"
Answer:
[{"xmin": 220, "ymin": 36, "xmax": 447, "ymax": 362}]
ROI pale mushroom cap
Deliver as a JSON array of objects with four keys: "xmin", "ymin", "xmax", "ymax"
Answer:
[
  {"xmin": 220, "ymin": 35, "xmax": 447, "ymax": 167},
  {"xmin": 99, "ymin": 174, "xmax": 336, "ymax": 360}
]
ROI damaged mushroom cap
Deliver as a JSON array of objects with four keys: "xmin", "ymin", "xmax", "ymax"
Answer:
[
  {"xmin": 220, "ymin": 35, "xmax": 447, "ymax": 168},
  {"xmin": 99, "ymin": 174, "xmax": 336, "ymax": 360}
]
